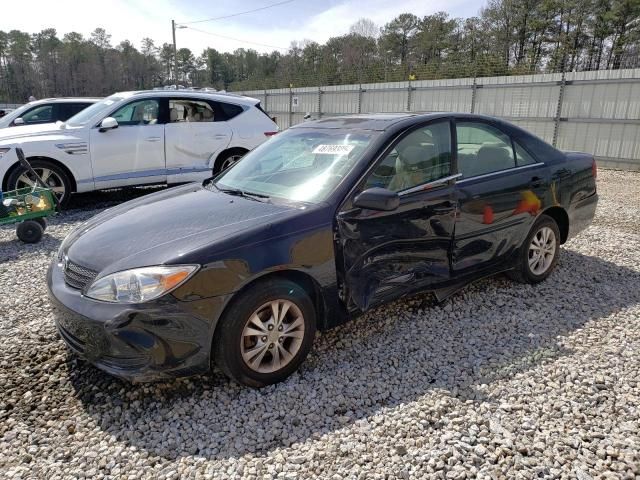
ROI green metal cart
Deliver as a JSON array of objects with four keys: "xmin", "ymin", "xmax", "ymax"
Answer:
[{"xmin": 0, "ymin": 148, "xmax": 58, "ymax": 243}]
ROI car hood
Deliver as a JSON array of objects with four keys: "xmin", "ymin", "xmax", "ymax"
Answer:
[
  {"xmin": 62, "ymin": 183, "xmax": 299, "ymax": 275},
  {"xmin": 0, "ymin": 122, "xmax": 65, "ymax": 140}
]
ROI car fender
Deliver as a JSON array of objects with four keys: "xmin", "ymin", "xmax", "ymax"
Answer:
[{"xmin": 0, "ymin": 132, "xmax": 93, "ymax": 192}]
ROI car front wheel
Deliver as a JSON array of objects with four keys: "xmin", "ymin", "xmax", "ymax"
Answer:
[
  {"xmin": 213, "ymin": 278, "xmax": 316, "ymax": 387},
  {"xmin": 508, "ymin": 214, "xmax": 561, "ymax": 283},
  {"xmin": 7, "ymin": 160, "xmax": 72, "ymax": 206}
]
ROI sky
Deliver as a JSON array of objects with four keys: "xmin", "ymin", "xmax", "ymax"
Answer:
[{"xmin": 4, "ymin": 0, "xmax": 486, "ymax": 55}]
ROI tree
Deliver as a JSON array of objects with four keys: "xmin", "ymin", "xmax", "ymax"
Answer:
[{"xmin": 349, "ymin": 18, "xmax": 379, "ymax": 38}]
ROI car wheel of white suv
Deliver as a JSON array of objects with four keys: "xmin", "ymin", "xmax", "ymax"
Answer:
[{"xmin": 8, "ymin": 160, "xmax": 72, "ymax": 206}]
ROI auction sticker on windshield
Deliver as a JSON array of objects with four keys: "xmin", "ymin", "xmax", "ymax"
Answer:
[{"xmin": 312, "ymin": 144, "xmax": 355, "ymax": 155}]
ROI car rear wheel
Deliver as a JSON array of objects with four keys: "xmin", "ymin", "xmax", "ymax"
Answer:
[
  {"xmin": 213, "ymin": 278, "xmax": 316, "ymax": 387},
  {"xmin": 213, "ymin": 149, "xmax": 248, "ymax": 174},
  {"xmin": 507, "ymin": 214, "xmax": 560, "ymax": 284},
  {"xmin": 7, "ymin": 160, "xmax": 72, "ymax": 206}
]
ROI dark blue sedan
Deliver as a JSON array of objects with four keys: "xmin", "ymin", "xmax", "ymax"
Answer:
[{"xmin": 48, "ymin": 113, "xmax": 598, "ymax": 387}]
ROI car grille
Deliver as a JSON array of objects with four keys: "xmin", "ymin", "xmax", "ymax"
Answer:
[{"xmin": 63, "ymin": 259, "xmax": 98, "ymax": 291}]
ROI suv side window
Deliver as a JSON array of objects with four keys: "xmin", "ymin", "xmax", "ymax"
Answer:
[
  {"xmin": 364, "ymin": 121, "xmax": 452, "ymax": 192},
  {"xmin": 60, "ymin": 103, "xmax": 92, "ymax": 120},
  {"xmin": 21, "ymin": 105, "xmax": 54, "ymax": 124},
  {"xmin": 111, "ymin": 99, "xmax": 159, "ymax": 126},
  {"xmin": 169, "ymin": 99, "xmax": 215, "ymax": 123},
  {"xmin": 456, "ymin": 122, "xmax": 516, "ymax": 178}
]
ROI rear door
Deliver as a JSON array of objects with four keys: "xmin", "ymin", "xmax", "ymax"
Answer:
[
  {"xmin": 452, "ymin": 119, "xmax": 547, "ymax": 273},
  {"xmin": 337, "ymin": 120, "xmax": 458, "ymax": 311},
  {"xmin": 165, "ymin": 98, "xmax": 232, "ymax": 183},
  {"xmin": 89, "ymin": 97, "xmax": 166, "ymax": 188}
]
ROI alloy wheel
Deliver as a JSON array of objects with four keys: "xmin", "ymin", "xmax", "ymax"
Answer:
[
  {"xmin": 240, "ymin": 299, "xmax": 305, "ymax": 374},
  {"xmin": 16, "ymin": 168, "xmax": 65, "ymax": 200},
  {"xmin": 221, "ymin": 155, "xmax": 243, "ymax": 171},
  {"xmin": 528, "ymin": 226, "xmax": 556, "ymax": 275}
]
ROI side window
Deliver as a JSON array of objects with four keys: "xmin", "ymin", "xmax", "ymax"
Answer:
[
  {"xmin": 21, "ymin": 105, "xmax": 54, "ymax": 123},
  {"xmin": 456, "ymin": 122, "xmax": 516, "ymax": 178},
  {"xmin": 169, "ymin": 99, "xmax": 215, "ymax": 123},
  {"xmin": 514, "ymin": 141, "xmax": 537, "ymax": 166},
  {"xmin": 364, "ymin": 121, "xmax": 452, "ymax": 192},
  {"xmin": 215, "ymin": 102, "xmax": 244, "ymax": 121},
  {"xmin": 111, "ymin": 99, "xmax": 159, "ymax": 126}
]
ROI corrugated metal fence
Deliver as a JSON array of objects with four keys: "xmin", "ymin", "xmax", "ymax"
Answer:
[{"xmin": 235, "ymin": 68, "xmax": 640, "ymax": 171}]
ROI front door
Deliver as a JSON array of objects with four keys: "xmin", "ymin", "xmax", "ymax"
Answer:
[
  {"xmin": 452, "ymin": 119, "xmax": 547, "ymax": 273},
  {"xmin": 337, "ymin": 120, "xmax": 457, "ymax": 311},
  {"xmin": 164, "ymin": 98, "xmax": 232, "ymax": 183},
  {"xmin": 89, "ymin": 97, "xmax": 166, "ymax": 188}
]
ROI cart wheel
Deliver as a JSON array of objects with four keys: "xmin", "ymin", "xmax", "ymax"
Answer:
[
  {"xmin": 16, "ymin": 220, "xmax": 44, "ymax": 243},
  {"xmin": 34, "ymin": 217, "xmax": 47, "ymax": 231}
]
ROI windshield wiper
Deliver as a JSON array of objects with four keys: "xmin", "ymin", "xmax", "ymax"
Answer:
[{"xmin": 214, "ymin": 185, "xmax": 270, "ymax": 202}]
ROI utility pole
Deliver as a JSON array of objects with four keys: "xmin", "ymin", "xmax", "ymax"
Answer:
[{"xmin": 171, "ymin": 19, "xmax": 177, "ymax": 83}]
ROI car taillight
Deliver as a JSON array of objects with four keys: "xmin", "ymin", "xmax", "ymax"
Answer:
[
  {"xmin": 592, "ymin": 159, "xmax": 597, "ymax": 179},
  {"xmin": 264, "ymin": 131, "xmax": 278, "ymax": 137}
]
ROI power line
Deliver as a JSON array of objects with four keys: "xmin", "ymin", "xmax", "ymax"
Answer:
[
  {"xmin": 183, "ymin": 26, "xmax": 289, "ymax": 51},
  {"xmin": 179, "ymin": 0, "xmax": 297, "ymax": 25}
]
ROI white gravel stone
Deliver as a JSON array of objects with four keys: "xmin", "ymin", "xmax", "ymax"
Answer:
[{"xmin": 0, "ymin": 172, "xmax": 639, "ymax": 479}]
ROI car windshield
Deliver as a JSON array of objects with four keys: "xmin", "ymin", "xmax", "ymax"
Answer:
[
  {"xmin": 214, "ymin": 129, "xmax": 376, "ymax": 203},
  {"xmin": 66, "ymin": 96, "xmax": 123, "ymax": 127}
]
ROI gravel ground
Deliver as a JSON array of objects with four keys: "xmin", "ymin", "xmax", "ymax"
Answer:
[{"xmin": 1, "ymin": 170, "xmax": 639, "ymax": 480}]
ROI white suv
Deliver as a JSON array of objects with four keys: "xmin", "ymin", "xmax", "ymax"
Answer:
[{"xmin": 0, "ymin": 91, "xmax": 278, "ymax": 204}]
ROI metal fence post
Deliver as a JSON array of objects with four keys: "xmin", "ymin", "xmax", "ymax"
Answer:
[
  {"xmin": 552, "ymin": 69, "xmax": 567, "ymax": 147},
  {"xmin": 358, "ymin": 84, "xmax": 363, "ymax": 114},
  {"xmin": 407, "ymin": 81, "xmax": 413, "ymax": 112},
  {"xmin": 318, "ymin": 87, "xmax": 322, "ymax": 118},
  {"xmin": 288, "ymin": 86, "xmax": 293, "ymax": 128},
  {"xmin": 471, "ymin": 77, "xmax": 477, "ymax": 113},
  {"xmin": 264, "ymin": 88, "xmax": 268, "ymax": 113}
]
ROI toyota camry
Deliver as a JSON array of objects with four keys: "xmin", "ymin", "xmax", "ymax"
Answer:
[{"xmin": 47, "ymin": 113, "xmax": 598, "ymax": 387}]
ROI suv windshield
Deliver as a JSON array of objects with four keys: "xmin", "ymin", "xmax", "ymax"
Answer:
[
  {"xmin": 215, "ymin": 129, "xmax": 376, "ymax": 203},
  {"xmin": 66, "ymin": 96, "xmax": 124, "ymax": 127}
]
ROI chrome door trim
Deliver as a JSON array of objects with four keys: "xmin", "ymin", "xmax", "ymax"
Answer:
[{"xmin": 399, "ymin": 173, "xmax": 463, "ymax": 196}]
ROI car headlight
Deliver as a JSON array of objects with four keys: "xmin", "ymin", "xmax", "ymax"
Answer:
[
  {"xmin": 85, "ymin": 265, "xmax": 199, "ymax": 304},
  {"xmin": 0, "ymin": 147, "xmax": 11, "ymax": 158}
]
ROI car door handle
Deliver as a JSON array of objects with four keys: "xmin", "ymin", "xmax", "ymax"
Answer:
[
  {"xmin": 529, "ymin": 176, "xmax": 543, "ymax": 188},
  {"xmin": 145, "ymin": 137, "xmax": 161, "ymax": 142},
  {"xmin": 213, "ymin": 134, "xmax": 227, "ymax": 139}
]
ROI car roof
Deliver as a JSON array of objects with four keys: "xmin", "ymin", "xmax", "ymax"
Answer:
[
  {"xmin": 291, "ymin": 113, "xmax": 440, "ymax": 131},
  {"xmin": 117, "ymin": 90, "xmax": 260, "ymax": 106},
  {"xmin": 29, "ymin": 97, "xmax": 102, "ymax": 104},
  {"xmin": 290, "ymin": 113, "xmax": 521, "ymax": 132}
]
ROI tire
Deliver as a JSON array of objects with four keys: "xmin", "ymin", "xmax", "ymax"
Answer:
[
  {"xmin": 213, "ymin": 149, "xmax": 248, "ymax": 174},
  {"xmin": 16, "ymin": 220, "xmax": 44, "ymax": 243},
  {"xmin": 213, "ymin": 278, "xmax": 317, "ymax": 388},
  {"xmin": 7, "ymin": 160, "xmax": 72, "ymax": 206},
  {"xmin": 34, "ymin": 217, "xmax": 47, "ymax": 231},
  {"xmin": 507, "ymin": 214, "xmax": 561, "ymax": 284}
]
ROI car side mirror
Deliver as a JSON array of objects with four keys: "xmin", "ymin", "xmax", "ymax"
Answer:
[
  {"xmin": 13, "ymin": 117, "xmax": 25, "ymax": 126},
  {"xmin": 99, "ymin": 117, "xmax": 118, "ymax": 132},
  {"xmin": 353, "ymin": 187, "xmax": 400, "ymax": 211}
]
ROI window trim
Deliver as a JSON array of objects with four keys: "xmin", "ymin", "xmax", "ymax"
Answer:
[
  {"xmin": 456, "ymin": 162, "xmax": 545, "ymax": 184},
  {"xmin": 354, "ymin": 118, "xmax": 456, "ymax": 199}
]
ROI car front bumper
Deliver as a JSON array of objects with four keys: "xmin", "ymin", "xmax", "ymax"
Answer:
[{"xmin": 46, "ymin": 258, "xmax": 219, "ymax": 382}]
